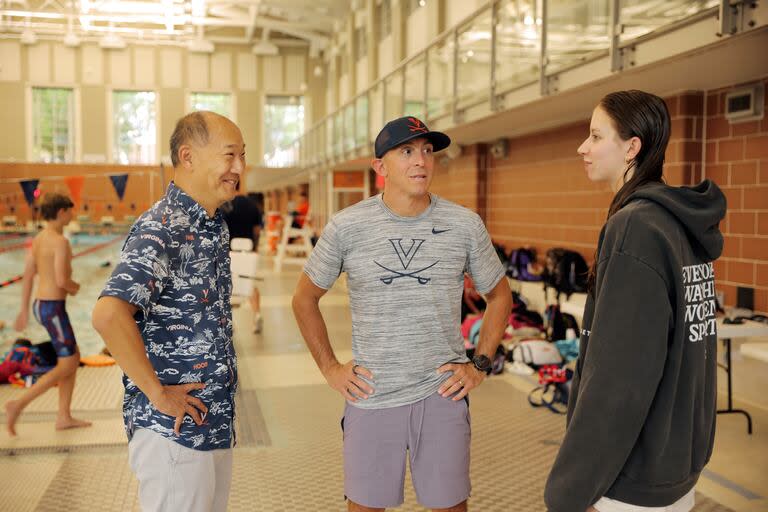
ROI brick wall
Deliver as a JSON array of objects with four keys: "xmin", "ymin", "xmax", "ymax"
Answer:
[
  {"xmin": 431, "ymin": 145, "xmax": 481, "ymax": 212},
  {"xmin": 705, "ymin": 77, "xmax": 768, "ymax": 313},
  {"xmin": 484, "ymin": 120, "xmax": 610, "ymax": 261},
  {"xmin": 430, "ymin": 82, "xmax": 768, "ymax": 314}
]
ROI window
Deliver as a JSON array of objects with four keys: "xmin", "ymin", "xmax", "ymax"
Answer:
[
  {"xmin": 355, "ymin": 26, "xmax": 367, "ymax": 62},
  {"xmin": 31, "ymin": 87, "xmax": 74, "ymax": 163},
  {"xmin": 377, "ymin": 0, "xmax": 392, "ymax": 41},
  {"xmin": 404, "ymin": 100, "xmax": 424, "ymax": 117},
  {"xmin": 263, "ymin": 96, "xmax": 304, "ymax": 167},
  {"xmin": 190, "ymin": 92, "xmax": 232, "ymax": 119},
  {"xmin": 113, "ymin": 90, "xmax": 157, "ymax": 164}
]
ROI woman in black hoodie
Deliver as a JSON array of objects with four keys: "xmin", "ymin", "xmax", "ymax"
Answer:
[{"xmin": 544, "ymin": 90, "xmax": 726, "ymax": 512}]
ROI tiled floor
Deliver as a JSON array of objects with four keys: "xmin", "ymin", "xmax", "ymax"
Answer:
[{"xmin": 0, "ymin": 255, "xmax": 766, "ymax": 511}]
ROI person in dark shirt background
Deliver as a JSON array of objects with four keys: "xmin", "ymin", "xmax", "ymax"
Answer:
[
  {"xmin": 223, "ymin": 190, "xmax": 265, "ymax": 333},
  {"xmin": 223, "ymin": 189, "xmax": 262, "ymax": 251}
]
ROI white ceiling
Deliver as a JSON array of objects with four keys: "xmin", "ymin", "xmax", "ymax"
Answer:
[{"xmin": 0, "ymin": 0, "xmax": 352, "ymax": 50}]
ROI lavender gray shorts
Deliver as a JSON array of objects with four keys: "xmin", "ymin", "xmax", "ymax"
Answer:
[{"xmin": 342, "ymin": 392, "xmax": 471, "ymax": 509}]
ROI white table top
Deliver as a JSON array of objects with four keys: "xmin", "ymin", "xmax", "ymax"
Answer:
[
  {"xmin": 741, "ymin": 343, "xmax": 768, "ymax": 363},
  {"xmin": 717, "ymin": 319, "xmax": 768, "ymax": 339}
]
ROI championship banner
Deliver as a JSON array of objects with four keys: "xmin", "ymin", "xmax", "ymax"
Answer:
[
  {"xmin": 19, "ymin": 179, "xmax": 39, "ymax": 207},
  {"xmin": 109, "ymin": 174, "xmax": 129, "ymax": 201},
  {"xmin": 64, "ymin": 175, "xmax": 85, "ymax": 205}
]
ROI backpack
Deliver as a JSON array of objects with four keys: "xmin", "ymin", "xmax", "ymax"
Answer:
[
  {"xmin": 544, "ymin": 304, "xmax": 580, "ymax": 342},
  {"xmin": 509, "ymin": 340, "xmax": 563, "ymax": 368},
  {"xmin": 493, "ymin": 242, "xmax": 508, "ymax": 266},
  {"xmin": 542, "ymin": 248, "xmax": 589, "ymax": 298},
  {"xmin": 507, "ymin": 247, "xmax": 542, "ymax": 282},
  {"xmin": 528, "ymin": 365, "xmax": 573, "ymax": 414},
  {"xmin": 491, "ymin": 345, "xmax": 507, "ymax": 375}
]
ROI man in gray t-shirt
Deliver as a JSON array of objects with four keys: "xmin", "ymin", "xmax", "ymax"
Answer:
[{"xmin": 293, "ymin": 116, "xmax": 511, "ymax": 512}]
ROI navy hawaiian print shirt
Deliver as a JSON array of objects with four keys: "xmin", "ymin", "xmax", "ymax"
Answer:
[{"xmin": 100, "ymin": 182, "xmax": 237, "ymax": 451}]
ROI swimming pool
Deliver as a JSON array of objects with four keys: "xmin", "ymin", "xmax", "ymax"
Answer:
[{"xmin": 0, "ymin": 234, "xmax": 125, "ymax": 356}]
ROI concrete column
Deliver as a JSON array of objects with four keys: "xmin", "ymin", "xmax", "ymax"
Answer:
[
  {"xmin": 347, "ymin": 12, "xmax": 357, "ymax": 95},
  {"xmin": 392, "ymin": 0, "xmax": 406, "ymax": 66},
  {"xmin": 328, "ymin": 54, "xmax": 339, "ymax": 112},
  {"xmin": 427, "ymin": 0, "xmax": 446, "ymax": 41},
  {"xmin": 366, "ymin": 0, "xmax": 378, "ymax": 83}
]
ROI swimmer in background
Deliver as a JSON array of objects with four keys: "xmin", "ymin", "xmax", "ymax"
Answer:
[{"xmin": 5, "ymin": 192, "xmax": 91, "ymax": 436}]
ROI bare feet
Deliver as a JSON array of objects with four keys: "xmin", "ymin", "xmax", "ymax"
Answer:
[
  {"xmin": 55, "ymin": 417, "xmax": 92, "ymax": 431},
  {"xmin": 4, "ymin": 400, "xmax": 22, "ymax": 436}
]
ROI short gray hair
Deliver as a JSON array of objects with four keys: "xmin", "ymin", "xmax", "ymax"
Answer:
[{"xmin": 169, "ymin": 111, "xmax": 211, "ymax": 167}]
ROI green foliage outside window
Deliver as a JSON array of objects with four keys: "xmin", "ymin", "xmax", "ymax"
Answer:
[
  {"xmin": 32, "ymin": 87, "xmax": 73, "ymax": 163},
  {"xmin": 190, "ymin": 92, "xmax": 232, "ymax": 118},
  {"xmin": 113, "ymin": 90, "xmax": 157, "ymax": 164},
  {"xmin": 263, "ymin": 96, "xmax": 304, "ymax": 167}
]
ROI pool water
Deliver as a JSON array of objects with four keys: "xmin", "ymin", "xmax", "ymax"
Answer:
[{"xmin": 0, "ymin": 233, "xmax": 125, "ymax": 356}]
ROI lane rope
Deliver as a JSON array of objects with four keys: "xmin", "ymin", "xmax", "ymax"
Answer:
[{"xmin": 0, "ymin": 235, "xmax": 123, "ymax": 289}]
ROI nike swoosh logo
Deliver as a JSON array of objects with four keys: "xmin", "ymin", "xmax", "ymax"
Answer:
[{"xmin": 432, "ymin": 228, "xmax": 450, "ymax": 234}]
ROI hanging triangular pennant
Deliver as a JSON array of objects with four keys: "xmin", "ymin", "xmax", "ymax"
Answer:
[
  {"xmin": 109, "ymin": 174, "xmax": 129, "ymax": 201},
  {"xmin": 19, "ymin": 179, "xmax": 39, "ymax": 207},
  {"xmin": 64, "ymin": 176, "xmax": 85, "ymax": 206}
]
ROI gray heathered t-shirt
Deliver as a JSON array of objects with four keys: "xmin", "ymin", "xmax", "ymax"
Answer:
[{"xmin": 303, "ymin": 193, "xmax": 505, "ymax": 409}]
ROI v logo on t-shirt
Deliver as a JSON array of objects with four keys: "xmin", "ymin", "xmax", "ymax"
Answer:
[{"xmin": 390, "ymin": 238, "xmax": 425, "ymax": 269}]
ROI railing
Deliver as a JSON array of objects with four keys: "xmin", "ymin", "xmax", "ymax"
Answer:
[{"xmin": 271, "ymin": 0, "xmax": 724, "ymax": 169}]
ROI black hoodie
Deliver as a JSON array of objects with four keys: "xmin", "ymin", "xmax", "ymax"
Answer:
[{"xmin": 544, "ymin": 180, "xmax": 726, "ymax": 511}]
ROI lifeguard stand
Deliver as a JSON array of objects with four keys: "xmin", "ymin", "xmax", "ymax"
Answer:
[
  {"xmin": 273, "ymin": 214, "xmax": 313, "ymax": 272},
  {"xmin": 230, "ymin": 237, "xmax": 259, "ymax": 302}
]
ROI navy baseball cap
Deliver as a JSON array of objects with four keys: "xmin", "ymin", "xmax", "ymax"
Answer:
[{"xmin": 374, "ymin": 116, "xmax": 451, "ymax": 158}]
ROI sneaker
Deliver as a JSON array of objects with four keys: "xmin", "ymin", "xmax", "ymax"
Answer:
[{"xmin": 253, "ymin": 313, "xmax": 263, "ymax": 334}]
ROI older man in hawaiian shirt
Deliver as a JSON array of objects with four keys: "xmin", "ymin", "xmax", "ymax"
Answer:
[{"xmin": 93, "ymin": 111, "xmax": 245, "ymax": 512}]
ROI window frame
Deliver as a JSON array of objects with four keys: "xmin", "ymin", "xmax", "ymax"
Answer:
[{"xmin": 25, "ymin": 84, "xmax": 81, "ymax": 163}]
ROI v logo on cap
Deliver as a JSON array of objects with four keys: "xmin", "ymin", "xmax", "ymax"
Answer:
[{"xmin": 408, "ymin": 117, "xmax": 428, "ymax": 134}]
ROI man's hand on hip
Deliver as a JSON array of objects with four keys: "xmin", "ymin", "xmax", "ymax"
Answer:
[
  {"xmin": 324, "ymin": 360, "xmax": 374, "ymax": 403},
  {"xmin": 149, "ymin": 383, "xmax": 208, "ymax": 436},
  {"xmin": 437, "ymin": 362, "xmax": 486, "ymax": 401}
]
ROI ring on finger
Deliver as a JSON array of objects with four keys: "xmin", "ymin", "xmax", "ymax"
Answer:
[
  {"xmin": 352, "ymin": 364, "xmax": 359, "ymax": 375},
  {"xmin": 459, "ymin": 379, "xmax": 464, "ymax": 386}
]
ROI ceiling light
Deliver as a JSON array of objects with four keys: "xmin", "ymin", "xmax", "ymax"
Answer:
[
  {"xmin": 188, "ymin": 38, "xmax": 214, "ymax": 53},
  {"xmin": 191, "ymin": 0, "xmax": 206, "ymax": 17},
  {"xmin": 64, "ymin": 32, "xmax": 81, "ymax": 47},
  {"xmin": 252, "ymin": 39, "xmax": 278, "ymax": 55},
  {"xmin": 20, "ymin": 28, "xmax": 37, "ymax": 45},
  {"xmin": 99, "ymin": 33, "xmax": 126, "ymax": 49}
]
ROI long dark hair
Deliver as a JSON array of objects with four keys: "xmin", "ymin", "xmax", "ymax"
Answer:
[{"xmin": 587, "ymin": 90, "xmax": 671, "ymax": 291}]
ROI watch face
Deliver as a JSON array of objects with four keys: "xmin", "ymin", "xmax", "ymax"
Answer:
[{"xmin": 473, "ymin": 355, "xmax": 491, "ymax": 371}]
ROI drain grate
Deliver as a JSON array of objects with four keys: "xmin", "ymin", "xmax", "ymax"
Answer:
[{"xmin": 235, "ymin": 389, "xmax": 272, "ymax": 447}]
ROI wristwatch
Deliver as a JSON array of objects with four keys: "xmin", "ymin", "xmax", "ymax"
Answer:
[{"xmin": 472, "ymin": 354, "xmax": 492, "ymax": 375}]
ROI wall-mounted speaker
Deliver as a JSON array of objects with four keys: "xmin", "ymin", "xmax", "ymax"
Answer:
[
  {"xmin": 725, "ymin": 82, "xmax": 764, "ymax": 124},
  {"xmin": 490, "ymin": 139, "xmax": 509, "ymax": 159}
]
